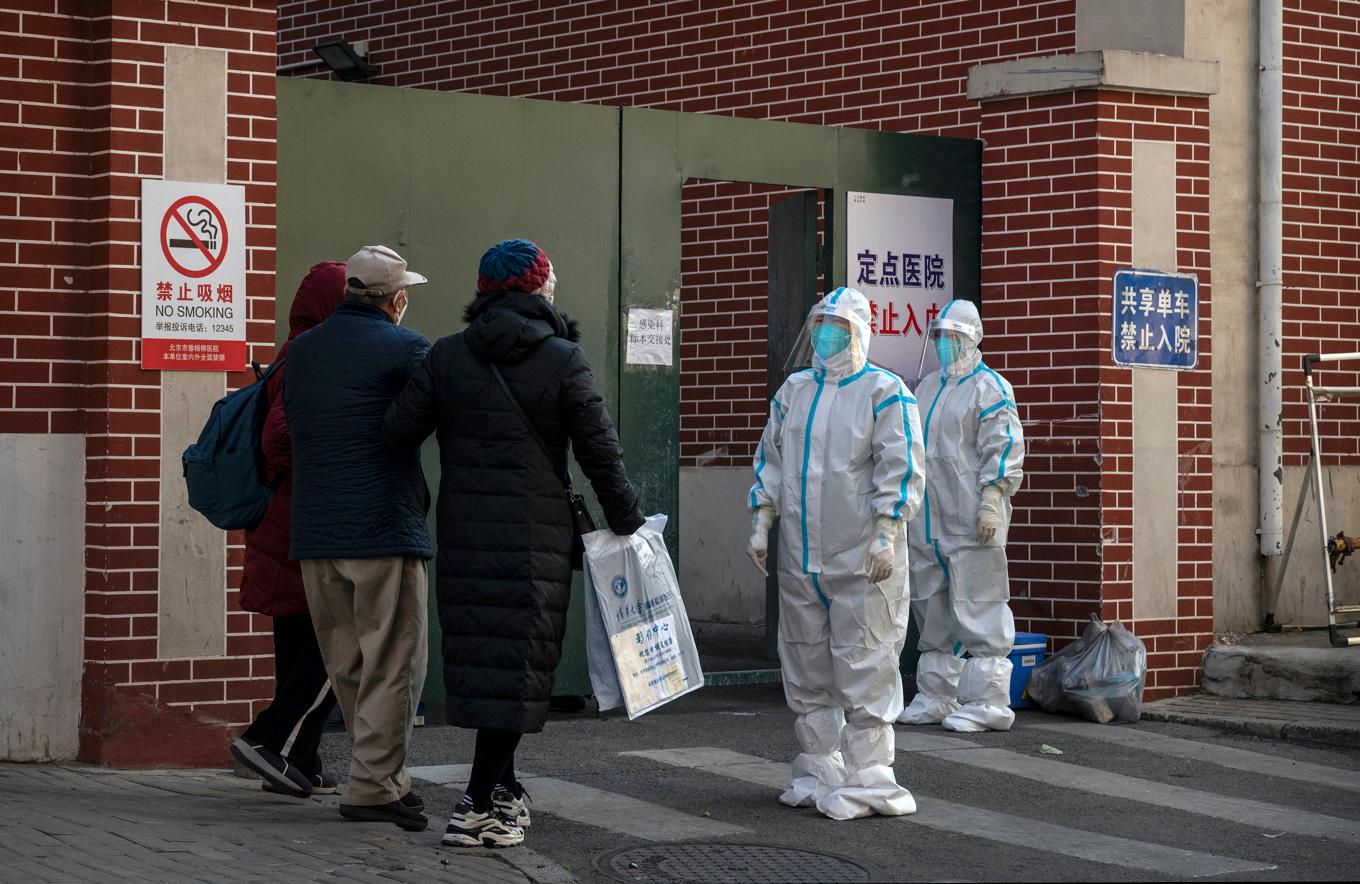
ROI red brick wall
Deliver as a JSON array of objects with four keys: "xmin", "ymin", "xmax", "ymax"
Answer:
[
  {"xmin": 974, "ymin": 89, "xmax": 1107, "ymax": 649},
  {"xmin": 1095, "ymin": 91, "xmax": 1214, "ymax": 697},
  {"xmin": 0, "ymin": 3, "xmax": 90, "ymax": 434},
  {"xmin": 279, "ymin": 0, "xmax": 1077, "ymax": 135},
  {"xmin": 975, "ymin": 87, "xmax": 1212, "ymax": 698},
  {"xmin": 1282, "ymin": 0, "xmax": 1360, "ymax": 465},
  {"xmin": 2, "ymin": 0, "xmax": 279, "ymax": 765},
  {"xmin": 680, "ymin": 181, "xmax": 824, "ymax": 469},
  {"xmin": 276, "ymin": 0, "xmax": 1078, "ymax": 469}
]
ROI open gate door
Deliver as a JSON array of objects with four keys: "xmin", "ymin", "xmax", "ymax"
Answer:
[{"xmin": 763, "ymin": 191, "xmax": 822, "ymax": 656}]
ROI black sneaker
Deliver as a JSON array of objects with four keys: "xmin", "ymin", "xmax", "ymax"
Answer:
[
  {"xmin": 442, "ymin": 805, "xmax": 523, "ymax": 848},
  {"xmin": 400, "ymin": 790, "xmax": 424, "ymax": 810},
  {"xmin": 339, "ymin": 800, "xmax": 428, "ymax": 831},
  {"xmin": 230, "ymin": 738, "xmax": 312, "ymax": 799},
  {"xmin": 262, "ymin": 770, "xmax": 337, "ymax": 796},
  {"xmin": 492, "ymin": 783, "xmax": 531, "ymax": 829}
]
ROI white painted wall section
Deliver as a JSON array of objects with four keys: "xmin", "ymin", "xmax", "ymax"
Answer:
[
  {"xmin": 0, "ymin": 434, "xmax": 86, "ymax": 761},
  {"xmin": 1131, "ymin": 140, "xmax": 1181, "ymax": 621}
]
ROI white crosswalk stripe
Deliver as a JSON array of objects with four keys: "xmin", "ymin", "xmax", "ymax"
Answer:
[
  {"xmin": 895, "ymin": 731, "xmax": 1360, "ymax": 844},
  {"xmin": 1030, "ymin": 719, "xmax": 1360, "ymax": 793},
  {"xmin": 623, "ymin": 747, "xmax": 1275, "ymax": 879},
  {"xmin": 409, "ymin": 764, "xmax": 748, "ymax": 842}
]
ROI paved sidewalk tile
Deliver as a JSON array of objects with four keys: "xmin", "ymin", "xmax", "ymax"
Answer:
[
  {"xmin": 1142, "ymin": 693, "xmax": 1360, "ymax": 747},
  {"xmin": 0, "ymin": 764, "xmax": 532, "ymax": 883}
]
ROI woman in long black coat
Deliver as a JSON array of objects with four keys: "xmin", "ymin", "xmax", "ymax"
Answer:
[{"xmin": 384, "ymin": 239, "xmax": 644, "ymax": 849}]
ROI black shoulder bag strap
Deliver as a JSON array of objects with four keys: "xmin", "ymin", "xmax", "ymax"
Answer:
[
  {"xmin": 487, "ymin": 360, "xmax": 568, "ymax": 491},
  {"xmin": 484, "ymin": 356, "xmax": 598, "ymax": 566}
]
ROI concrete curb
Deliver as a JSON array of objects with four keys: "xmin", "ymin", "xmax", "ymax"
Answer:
[{"xmin": 1140, "ymin": 706, "xmax": 1360, "ymax": 749}]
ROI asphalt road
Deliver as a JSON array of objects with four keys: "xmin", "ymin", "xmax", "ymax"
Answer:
[{"xmin": 319, "ymin": 683, "xmax": 1360, "ymax": 882}]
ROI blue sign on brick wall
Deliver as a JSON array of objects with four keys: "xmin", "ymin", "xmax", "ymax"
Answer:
[{"xmin": 1112, "ymin": 268, "xmax": 1199, "ymax": 370}]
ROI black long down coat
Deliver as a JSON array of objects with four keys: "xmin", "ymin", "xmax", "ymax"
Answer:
[{"xmin": 384, "ymin": 291, "xmax": 645, "ymax": 733}]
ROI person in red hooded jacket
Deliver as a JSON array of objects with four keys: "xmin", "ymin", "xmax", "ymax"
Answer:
[{"xmin": 230, "ymin": 262, "xmax": 347, "ymax": 798}]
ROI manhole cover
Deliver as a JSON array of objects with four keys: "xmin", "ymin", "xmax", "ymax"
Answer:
[{"xmin": 598, "ymin": 843, "xmax": 873, "ymax": 883}]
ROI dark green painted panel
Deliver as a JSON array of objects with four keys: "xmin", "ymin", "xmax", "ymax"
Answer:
[
  {"xmin": 277, "ymin": 78, "xmax": 620, "ymax": 701},
  {"xmin": 675, "ymin": 112, "xmax": 838, "ymax": 188},
  {"xmin": 617, "ymin": 109, "xmax": 683, "ymax": 559}
]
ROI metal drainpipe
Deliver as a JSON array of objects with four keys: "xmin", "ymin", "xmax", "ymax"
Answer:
[
  {"xmin": 276, "ymin": 58, "xmax": 325, "ymax": 74},
  {"xmin": 1259, "ymin": 0, "xmax": 1284, "ymax": 566}
]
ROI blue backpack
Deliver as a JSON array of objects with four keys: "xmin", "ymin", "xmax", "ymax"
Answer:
[{"xmin": 182, "ymin": 358, "xmax": 284, "ymax": 531}]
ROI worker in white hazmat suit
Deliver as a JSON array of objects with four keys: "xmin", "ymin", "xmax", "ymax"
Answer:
[
  {"xmin": 746, "ymin": 287, "xmax": 925, "ymax": 821},
  {"xmin": 897, "ymin": 298, "xmax": 1025, "ymax": 733}
]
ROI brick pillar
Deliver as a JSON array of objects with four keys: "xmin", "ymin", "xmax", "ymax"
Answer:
[
  {"xmin": 971, "ymin": 52, "xmax": 1214, "ymax": 698},
  {"xmin": 0, "ymin": 1, "xmax": 279, "ymax": 765},
  {"xmin": 976, "ymin": 89, "xmax": 1109, "ymax": 645},
  {"xmin": 80, "ymin": 0, "xmax": 279, "ymax": 767}
]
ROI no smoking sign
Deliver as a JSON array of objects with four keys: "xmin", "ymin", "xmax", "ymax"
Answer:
[
  {"xmin": 140, "ymin": 179, "xmax": 246, "ymax": 371},
  {"xmin": 160, "ymin": 195, "xmax": 229, "ymax": 278}
]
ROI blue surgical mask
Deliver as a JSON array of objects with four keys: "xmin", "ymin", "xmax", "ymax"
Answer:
[
  {"xmin": 935, "ymin": 335, "xmax": 960, "ymax": 368},
  {"xmin": 812, "ymin": 325, "xmax": 851, "ymax": 359}
]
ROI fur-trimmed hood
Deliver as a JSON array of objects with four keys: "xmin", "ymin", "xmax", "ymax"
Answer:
[{"xmin": 462, "ymin": 290, "xmax": 579, "ymax": 364}]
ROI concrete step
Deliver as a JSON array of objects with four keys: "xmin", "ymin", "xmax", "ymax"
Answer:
[
  {"xmin": 1141, "ymin": 694, "xmax": 1360, "ymax": 748},
  {"xmin": 1202, "ymin": 630, "xmax": 1360, "ymax": 704}
]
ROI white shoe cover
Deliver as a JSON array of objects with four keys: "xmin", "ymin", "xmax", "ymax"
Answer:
[
  {"xmin": 897, "ymin": 692, "xmax": 960, "ymax": 725},
  {"xmin": 815, "ymin": 765, "xmax": 917, "ymax": 820},
  {"xmin": 942, "ymin": 656, "xmax": 1015, "ymax": 732},
  {"xmin": 942, "ymin": 703, "xmax": 1015, "ymax": 732},
  {"xmin": 779, "ymin": 751, "xmax": 846, "ymax": 808},
  {"xmin": 898, "ymin": 650, "xmax": 965, "ymax": 724}
]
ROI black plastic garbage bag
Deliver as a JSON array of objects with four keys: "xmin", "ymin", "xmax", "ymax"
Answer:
[{"xmin": 1027, "ymin": 614, "xmax": 1148, "ymax": 723}]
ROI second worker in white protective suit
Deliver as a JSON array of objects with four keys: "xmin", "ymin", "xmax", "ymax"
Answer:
[
  {"xmin": 897, "ymin": 298, "xmax": 1025, "ymax": 733},
  {"xmin": 746, "ymin": 287, "xmax": 925, "ymax": 821}
]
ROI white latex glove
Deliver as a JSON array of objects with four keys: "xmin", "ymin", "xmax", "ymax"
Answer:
[
  {"xmin": 867, "ymin": 516, "xmax": 898, "ymax": 583},
  {"xmin": 747, "ymin": 506, "xmax": 775, "ymax": 577},
  {"xmin": 977, "ymin": 484, "xmax": 1004, "ymax": 545}
]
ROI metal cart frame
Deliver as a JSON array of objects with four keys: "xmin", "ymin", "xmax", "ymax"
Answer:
[{"xmin": 1263, "ymin": 351, "xmax": 1360, "ymax": 647}]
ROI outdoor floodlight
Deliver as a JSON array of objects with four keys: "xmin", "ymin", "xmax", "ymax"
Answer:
[{"xmin": 312, "ymin": 40, "xmax": 377, "ymax": 82}]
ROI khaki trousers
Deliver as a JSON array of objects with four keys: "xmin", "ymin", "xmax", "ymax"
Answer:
[{"xmin": 301, "ymin": 556, "xmax": 428, "ymax": 806}]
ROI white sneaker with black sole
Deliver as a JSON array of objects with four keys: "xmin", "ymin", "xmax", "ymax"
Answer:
[
  {"xmin": 492, "ymin": 784, "xmax": 531, "ymax": 829},
  {"xmin": 442, "ymin": 805, "xmax": 524, "ymax": 848}
]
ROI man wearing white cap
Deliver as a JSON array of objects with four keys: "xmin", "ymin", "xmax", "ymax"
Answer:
[{"xmin": 284, "ymin": 245, "xmax": 433, "ymax": 831}]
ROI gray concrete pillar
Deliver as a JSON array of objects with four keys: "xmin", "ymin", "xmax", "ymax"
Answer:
[{"xmin": 156, "ymin": 46, "xmax": 228, "ymax": 659}]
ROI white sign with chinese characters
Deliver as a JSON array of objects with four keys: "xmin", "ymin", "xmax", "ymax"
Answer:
[
  {"xmin": 140, "ymin": 178, "xmax": 247, "ymax": 371},
  {"xmin": 626, "ymin": 307, "xmax": 673, "ymax": 366},
  {"xmin": 846, "ymin": 191, "xmax": 954, "ymax": 387}
]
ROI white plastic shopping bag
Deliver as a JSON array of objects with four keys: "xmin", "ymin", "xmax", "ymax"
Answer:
[{"xmin": 582, "ymin": 514, "xmax": 704, "ymax": 719}]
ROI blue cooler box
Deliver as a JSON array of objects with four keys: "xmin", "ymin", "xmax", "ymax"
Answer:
[{"xmin": 1009, "ymin": 633, "xmax": 1047, "ymax": 709}]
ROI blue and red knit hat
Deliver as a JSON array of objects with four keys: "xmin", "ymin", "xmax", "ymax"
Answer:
[{"xmin": 476, "ymin": 239, "xmax": 553, "ymax": 295}]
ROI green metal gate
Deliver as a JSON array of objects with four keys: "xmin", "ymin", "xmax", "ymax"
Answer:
[{"xmin": 276, "ymin": 79, "xmax": 981, "ymax": 707}]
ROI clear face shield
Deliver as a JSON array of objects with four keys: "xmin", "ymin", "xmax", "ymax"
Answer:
[
  {"xmin": 784, "ymin": 311, "xmax": 869, "ymax": 379},
  {"xmin": 917, "ymin": 315, "xmax": 980, "ymax": 377}
]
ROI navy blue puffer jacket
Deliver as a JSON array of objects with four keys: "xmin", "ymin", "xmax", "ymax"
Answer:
[{"xmin": 285, "ymin": 301, "xmax": 433, "ymax": 561}]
